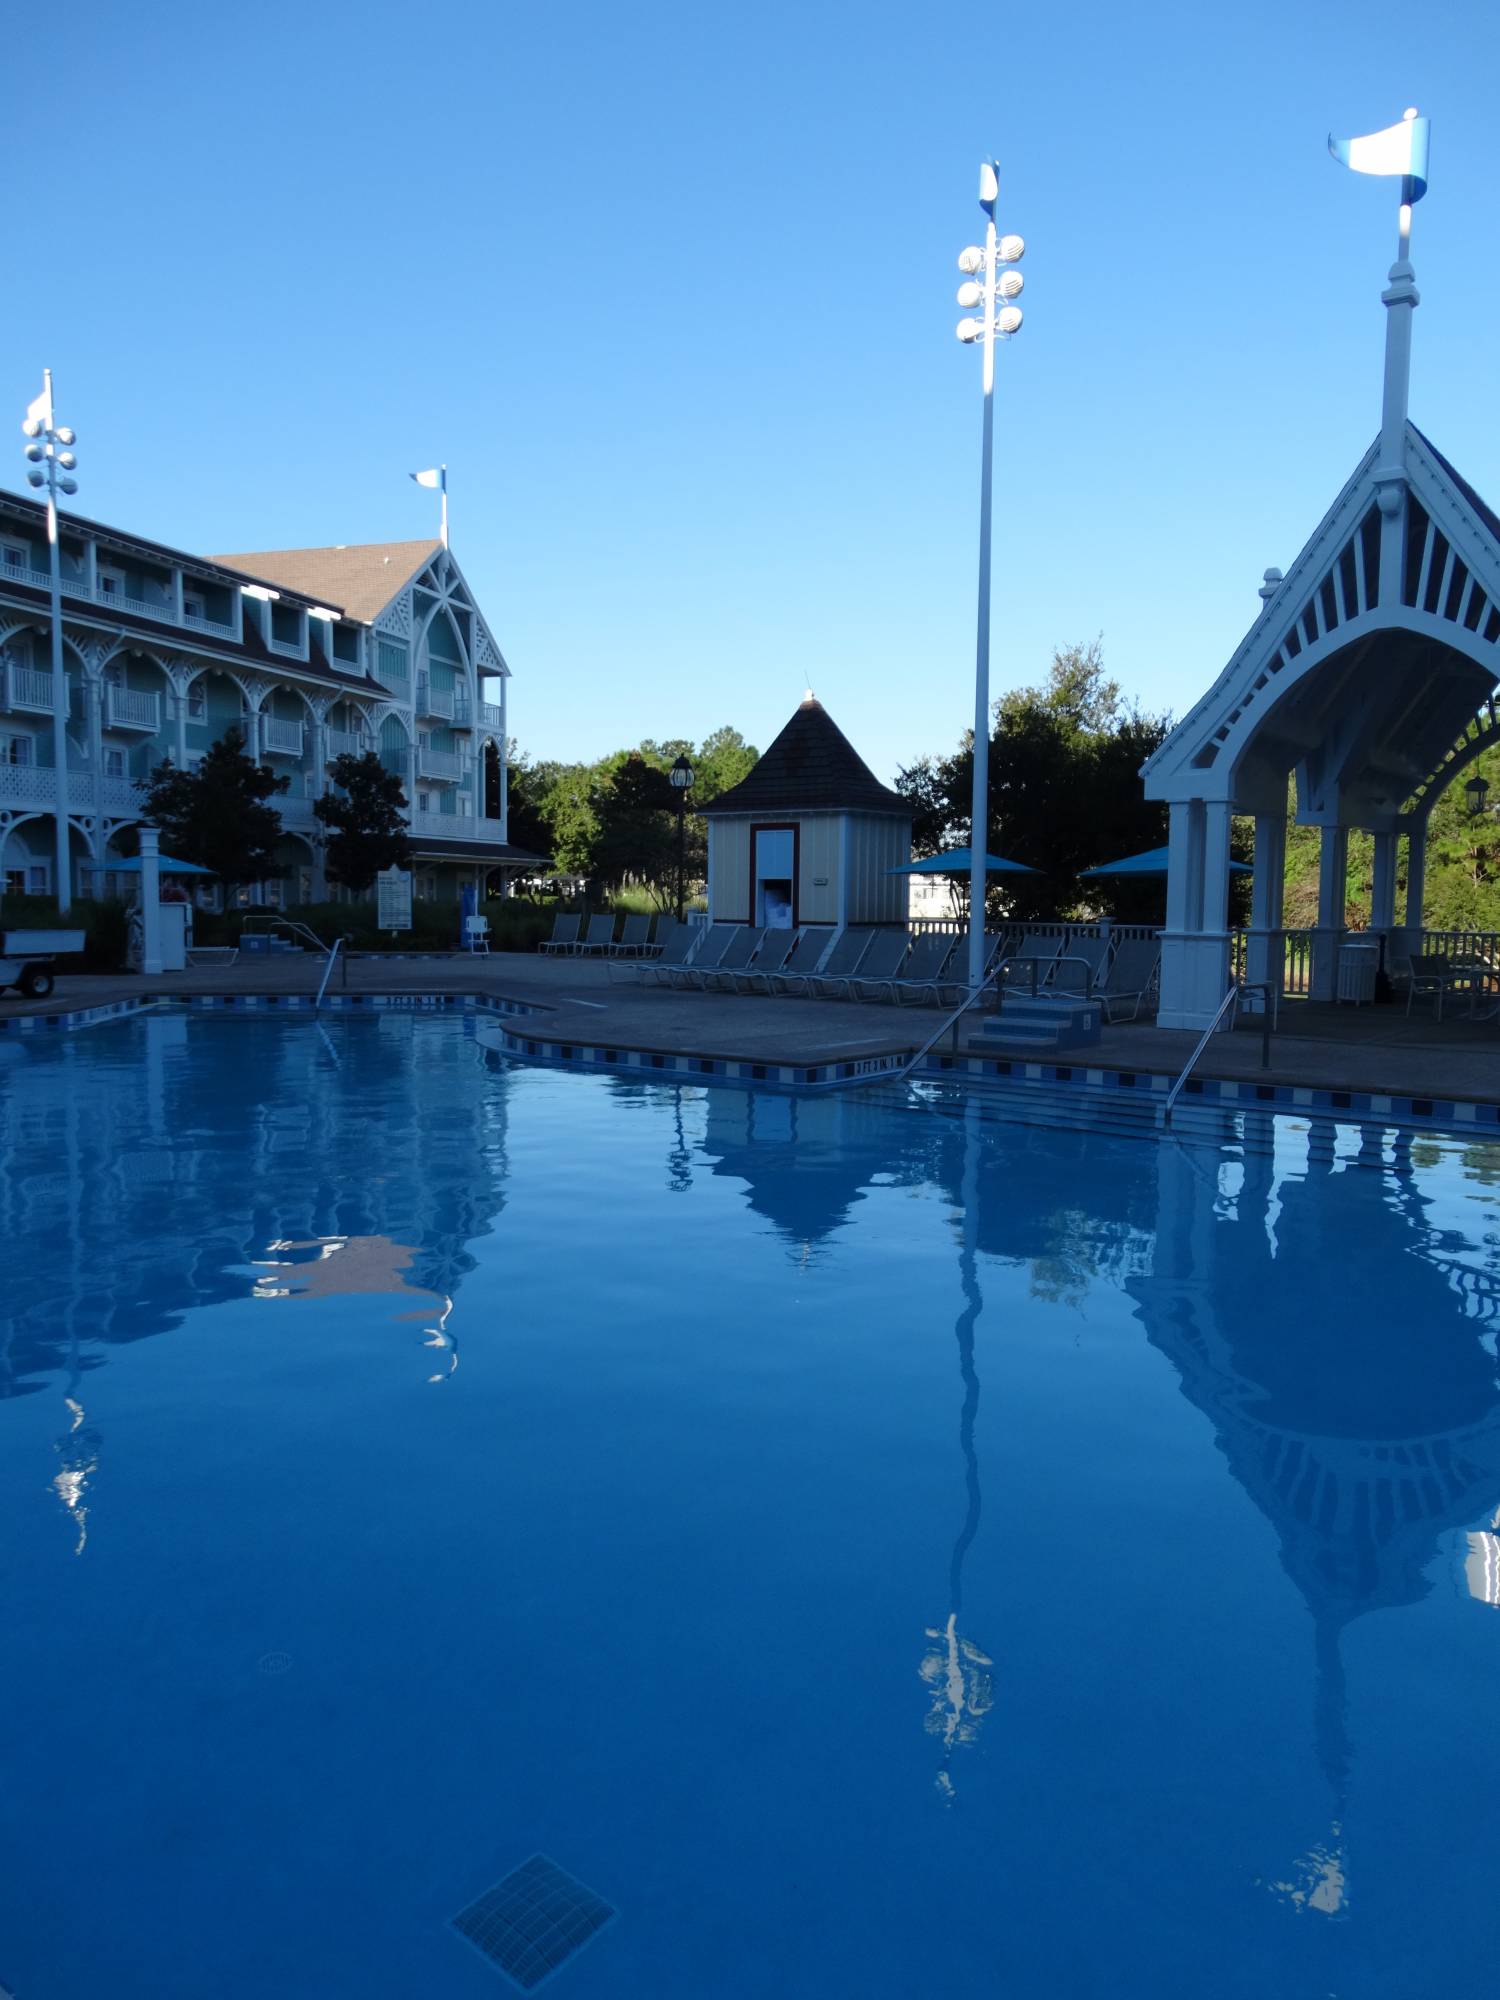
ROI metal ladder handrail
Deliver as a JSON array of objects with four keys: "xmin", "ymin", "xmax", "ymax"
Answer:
[
  {"xmin": 1161, "ymin": 980, "xmax": 1273, "ymax": 1126},
  {"xmin": 893, "ymin": 967, "xmax": 1005, "ymax": 1081},
  {"xmin": 313, "ymin": 936, "xmax": 342, "ymax": 1009},
  {"xmin": 239, "ymin": 912, "xmax": 333, "ymax": 957}
]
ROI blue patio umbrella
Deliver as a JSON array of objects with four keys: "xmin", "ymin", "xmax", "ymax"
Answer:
[
  {"xmin": 1081, "ymin": 844, "xmax": 1251, "ymax": 878},
  {"xmin": 85, "ymin": 855, "xmax": 214, "ymax": 876},
  {"xmin": 887, "ymin": 846, "xmax": 1037, "ymax": 876}
]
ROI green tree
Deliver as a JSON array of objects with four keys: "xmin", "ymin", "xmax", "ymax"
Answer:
[
  {"xmin": 593, "ymin": 754, "xmax": 680, "ymax": 906},
  {"xmin": 137, "ymin": 729, "xmax": 287, "ymax": 891},
  {"xmin": 313, "ymin": 751, "xmax": 412, "ymax": 891}
]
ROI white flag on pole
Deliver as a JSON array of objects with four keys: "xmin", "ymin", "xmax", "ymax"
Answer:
[
  {"xmin": 25, "ymin": 379, "xmax": 52, "ymax": 431},
  {"xmin": 410, "ymin": 467, "xmax": 442, "ymax": 489}
]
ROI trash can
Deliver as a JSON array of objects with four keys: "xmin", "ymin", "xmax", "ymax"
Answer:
[{"xmin": 1336, "ymin": 942, "xmax": 1379, "ymax": 1005}]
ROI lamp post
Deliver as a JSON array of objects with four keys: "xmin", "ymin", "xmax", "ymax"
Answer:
[
  {"xmin": 954, "ymin": 164, "xmax": 1025, "ymax": 989},
  {"xmin": 21, "ymin": 370, "xmax": 80, "ymax": 914},
  {"xmin": 670, "ymin": 753, "xmax": 694, "ymax": 921}
]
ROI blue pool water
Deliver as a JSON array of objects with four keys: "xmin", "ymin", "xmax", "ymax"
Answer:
[{"xmin": 3, "ymin": 1012, "xmax": 1500, "ymax": 1999}]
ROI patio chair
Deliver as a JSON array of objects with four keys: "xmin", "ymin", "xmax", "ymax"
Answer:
[
  {"xmin": 539, "ymin": 913, "xmax": 581, "ymax": 956},
  {"xmin": 841, "ymin": 929, "xmax": 914, "ymax": 1002},
  {"xmin": 647, "ymin": 912, "xmax": 678, "ymax": 955},
  {"xmin": 1049, "ymin": 931, "xmax": 1110, "ymax": 997},
  {"xmin": 999, "ymin": 932, "xmax": 1062, "ymax": 994},
  {"xmin": 762, "ymin": 927, "xmax": 839, "ymax": 995},
  {"xmin": 697, "ymin": 926, "xmax": 769, "ymax": 991},
  {"xmin": 884, "ymin": 931, "xmax": 958, "ymax": 1005},
  {"xmin": 731, "ymin": 928, "xmax": 799, "ymax": 992},
  {"xmin": 1405, "ymin": 952, "xmax": 1469, "ymax": 1021},
  {"xmin": 575, "ymin": 914, "xmax": 618, "ymax": 956},
  {"xmin": 1097, "ymin": 938, "xmax": 1161, "ymax": 1022},
  {"xmin": 462, "ymin": 915, "xmax": 490, "ymax": 955},
  {"xmin": 611, "ymin": 914, "xmax": 651, "ymax": 957},
  {"xmin": 664, "ymin": 921, "xmax": 737, "ymax": 988},
  {"xmin": 808, "ymin": 927, "xmax": 877, "ymax": 998}
]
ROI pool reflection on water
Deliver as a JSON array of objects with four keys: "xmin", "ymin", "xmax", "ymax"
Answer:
[{"xmin": 1, "ymin": 1010, "xmax": 1498, "ymax": 1998}]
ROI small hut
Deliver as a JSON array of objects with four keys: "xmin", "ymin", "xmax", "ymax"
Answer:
[{"xmin": 701, "ymin": 694, "xmax": 911, "ymax": 930}]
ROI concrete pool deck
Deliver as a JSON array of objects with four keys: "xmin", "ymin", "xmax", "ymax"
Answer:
[{"xmin": 3, "ymin": 949, "xmax": 1498, "ymax": 1107}]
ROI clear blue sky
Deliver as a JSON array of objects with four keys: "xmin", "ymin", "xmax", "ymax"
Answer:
[{"xmin": 13, "ymin": 0, "xmax": 1499, "ymax": 783}]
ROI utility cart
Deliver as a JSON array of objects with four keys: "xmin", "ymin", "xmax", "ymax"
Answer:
[{"xmin": 0, "ymin": 929, "xmax": 86, "ymax": 1000}]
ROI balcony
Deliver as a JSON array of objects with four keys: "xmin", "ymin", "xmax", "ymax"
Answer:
[
  {"xmin": 267, "ymin": 636, "xmax": 305, "ymax": 660},
  {"xmin": 181, "ymin": 601, "xmax": 236, "ymax": 635},
  {"xmin": 0, "ymin": 765, "xmax": 141, "ymax": 814},
  {"xmin": 409, "ymin": 807, "xmax": 509, "ymax": 845},
  {"xmin": 104, "ymin": 683, "xmax": 161, "ymax": 732},
  {"xmin": 477, "ymin": 700, "xmax": 503, "ymax": 732},
  {"xmin": 2, "ymin": 553, "xmax": 241, "ymax": 637},
  {"xmin": 417, "ymin": 745, "xmax": 466, "ymax": 783},
  {"xmin": 415, "ymin": 675, "xmax": 456, "ymax": 721},
  {"xmin": 5, "ymin": 663, "xmax": 56, "ymax": 713},
  {"xmin": 262, "ymin": 716, "xmax": 305, "ymax": 757},
  {"xmin": 325, "ymin": 728, "xmax": 369, "ymax": 763}
]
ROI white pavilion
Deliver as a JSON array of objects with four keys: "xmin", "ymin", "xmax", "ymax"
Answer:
[{"xmin": 1143, "ymin": 184, "xmax": 1500, "ymax": 1027}]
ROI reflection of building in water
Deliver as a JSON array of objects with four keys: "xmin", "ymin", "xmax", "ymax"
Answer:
[
  {"xmin": 253, "ymin": 1235, "xmax": 459, "ymax": 1380},
  {"xmin": 1129, "ymin": 1117, "xmax": 1500, "ymax": 1916},
  {"xmin": 698, "ymin": 1088, "xmax": 906, "ymax": 1251},
  {"xmin": 1465, "ymin": 1516, "xmax": 1500, "ymax": 1608},
  {"xmin": 2, "ymin": 1011, "xmax": 510, "ymax": 1544}
]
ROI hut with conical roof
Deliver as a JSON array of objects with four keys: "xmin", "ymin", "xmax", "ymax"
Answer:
[{"xmin": 700, "ymin": 694, "xmax": 912, "ymax": 931}]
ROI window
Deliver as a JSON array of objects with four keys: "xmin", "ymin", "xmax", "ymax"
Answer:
[
  {"xmin": 417, "ymin": 790, "xmax": 431, "ymax": 813},
  {"xmin": 98, "ymin": 569, "xmax": 123, "ymax": 598},
  {"xmin": 457, "ymin": 795, "xmax": 472, "ymax": 817},
  {"xmin": 2, "ymin": 542, "xmax": 28, "ymax": 573},
  {"xmin": 187, "ymin": 686, "xmax": 205, "ymax": 718},
  {"xmin": 104, "ymin": 748, "xmax": 126, "ymax": 778},
  {"xmin": 4, "ymin": 733, "xmax": 34, "ymax": 766},
  {"xmin": 5, "ymin": 863, "xmax": 50, "ymax": 894},
  {"xmin": 183, "ymin": 594, "xmax": 206, "ymax": 621}
]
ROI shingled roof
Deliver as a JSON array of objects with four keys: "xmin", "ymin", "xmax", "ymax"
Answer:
[
  {"xmin": 206, "ymin": 539, "xmax": 441, "ymax": 623},
  {"xmin": 701, "ymin": 695, "xmax": 908, "ymax": 817}
]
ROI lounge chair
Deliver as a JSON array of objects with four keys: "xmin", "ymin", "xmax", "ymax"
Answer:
[
  {"xmin": 1049, "ymin": 931, "xmax": 1110, "ymax": 997},
  {"xmin": 732, "ymin": 929, "xmax": 799, "ymax": 992},
  {"xmin": 841, "ymin": 929, "xmax": 913, "ymax": 1001},
  {"xmin": 884, "ymin": 931, "xmax": 958, "ymax": 1005},
  {"xmin": 698, "ymin": 926, "xmax": 768, "ymax": 991},
  {"xmin": 611, "ymin": 914, "xmax": 652, "ymax": 957},
  {"xmin": 999, "ymin": 932, "xmax": 1062, "ymax": 993},
  {"xmin": 575, "ymin": 914, "xmax": 617, "ymax": 956},
  {"xmin": 1097, "ymin": 938, "xmax": 1161, "ymax": 1022},
  {"xmin": 664, "ymin": 922, "xmax": 737, "ymax": 988},
  {"xmin": 648, "ymin": 912, "xmax": 678, "ymax": 955},
  {"xmin": 540, "ymin": 913, "xmax": 581, "ymax": 956},
  {"xmin": 1404, "ymin": 951, "xmax": 1474, "ymax": 1021},
  {"xmin": 809, "ymin": 927, "xmax": 876, "ymax": 998},
  {"xmin": 763, "ymin": 927, "xmax": 838, "ymax": 995},
  {"xmin": 617, "ymin": 922, "xmax": 698, "ymax": 985}
]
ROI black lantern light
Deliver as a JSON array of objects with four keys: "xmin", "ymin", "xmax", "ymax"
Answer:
[{"xmin": 669, "ymin": 754, "xmax": 695, "ymax": 922}]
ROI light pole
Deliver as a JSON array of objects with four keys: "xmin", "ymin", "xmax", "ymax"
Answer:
[
  {"xmin": 955, "ymin": 164, "xmax": 1025, "ymax": 989},
  {"xmin": 21, "ymin": 371, "xmax": 80, "ymax": 914},
  {"xmin": 670, "ymin": 753, "xmax": 694, "ymax": 921}
]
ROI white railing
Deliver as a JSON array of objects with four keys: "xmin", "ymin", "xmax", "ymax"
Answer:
[
  {"xmin": 278, "ymin": 793, "xmax": 320, "ymax": 829},
  {"xmin": 105, "ymin": 684, "xmax": 161, "ymax": 731},
  {"xmin": 1232, "ymin": 928, "xmax": 1315, "ymax": 998},
  {"xmin": 325, "ymin": 729, "xmax": 368, "ymax": 762},
  {"xmin": 6, "ymin": 664, "xmax": 56, "ymax": 712},
  {"xmin": 4, "ymin": 562, "xmax": 234, "ymax": 633},
  {"xmin": 417, "ymin": 746, "xmax": 465, "ymax": 782},
  {"xmin": 408, "ymin": 806, "xmax": 508, "ymax": 844},
  {"xmin": 267, "ymin": 636, "xmax": 305, "ymax": 659},
  {"xmin": 0, "ymin": 765, "xmax": 140, "ymax": 812},
  {"xmin": 261, "ymin": 716, "xmax": 305, "ymax": 756},
  {"xmin": 181, "ymin": 603, "xmax": 235, "ymax": 633},
  {"xmin": 478, "ymin": 700, "xmax": 503, "ymax": 731},
  {"xmin": 1420, "ymin": 929, "xmax": 1500, "ymax": 966}
]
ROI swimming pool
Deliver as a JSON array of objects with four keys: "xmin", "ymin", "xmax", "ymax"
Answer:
[{"xmin": 2, "ymin": 1011, "xmax": 1498, "ymax": 1997}]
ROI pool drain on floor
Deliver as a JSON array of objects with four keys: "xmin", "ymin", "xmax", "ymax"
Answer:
[{"xmin": 452, "ymin": 1855, "xmax": 616, "ymax": 1989}]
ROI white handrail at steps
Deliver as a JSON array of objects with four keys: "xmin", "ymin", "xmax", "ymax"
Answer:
[
  {"xmin": 891, "ymin": 967, "xmax": 1004, "ymax": 1082},
  {"xmin": 1161, "ymin": 981, "xmax": 1273, "ymax": 1126}
]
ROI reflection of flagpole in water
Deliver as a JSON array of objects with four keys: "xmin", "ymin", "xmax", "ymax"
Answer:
[
  {"xmin": 921, "ymin": 1099, "xmax": 994, "ymax": 1802},
  {"xmin": 668, "ymin": 1087, "xmax": 692, "ymax": 1194}
]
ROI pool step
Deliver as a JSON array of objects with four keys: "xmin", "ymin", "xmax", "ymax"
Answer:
[
  {"xmin": 971, "ymin": 993, "xmax": 1102, "ymax": 1053},
  {"xmin": 905, "ymin": 1077, "xmax": 1285, "ymax": 1155}
]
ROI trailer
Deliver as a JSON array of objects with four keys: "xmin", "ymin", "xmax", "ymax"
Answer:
[{"xmin": 0, "ymin": 930, "xmax": 86, "ymax": 1000}]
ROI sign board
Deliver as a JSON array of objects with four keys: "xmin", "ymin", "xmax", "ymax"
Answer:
[{"xmin": 376, "ymin": 867, "xmax": 412, "ymax": 931}]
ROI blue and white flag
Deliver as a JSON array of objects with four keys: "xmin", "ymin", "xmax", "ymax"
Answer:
[{"xmin": 1328, "ymin": 112, "xmax": 1430, "ymax": 202}]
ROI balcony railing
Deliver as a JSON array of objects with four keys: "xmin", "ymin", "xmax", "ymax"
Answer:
[
  {"xmin": 0, "ymin": 765, "xmax": 141, "ymax": 813},
  {"xmin": 2, "ymin": 555, "xmax": 243, "ymax": 636},
  {"xmin": 5, "ymin": 663, "xmax": 56, "ymax": 713},
  {"xmin": 477, "ymin": 700, "xmax": 503, "ymax": 731},
  {"xmin": 417, "ymin": 674, "xmax": 464, "ymax": 721},
  {"xmin": 181, "ymin": 602, "xmax": 235, "ymax": 633},
  {"xmin": 325, "ymin": 729, "xmax": 369, "ymax": 762},
  {"xmin": 104, "ymin": 683, "xmax": 161, "ymax": 732},
  {"xmin": 409, "ymin": 807, "xmax": 508, "ymax": 844},
  {"xmin": 417, "ymin": 746, "xmax": 466, "ymax": 783},
  {"xmin": 261, "ymin": 716, "xmax": 305, "ymax": 756},
  {"xmin": 267, "ymin": 635, "xmax": 305, "ymax": 659}
]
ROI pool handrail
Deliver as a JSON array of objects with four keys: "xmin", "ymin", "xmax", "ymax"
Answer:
[{"xmin": 1161, "ymin": 981, "xmax": 1273, "ymax": 1126}]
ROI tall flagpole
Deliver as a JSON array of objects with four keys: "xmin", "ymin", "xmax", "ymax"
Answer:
[
  {"xmin": 967, "ymin": 181, "xmax": 998, "ymax": 993},
  {"xmin": 440, "ymin": 465, "xmax": 449, "ymax": 550}
]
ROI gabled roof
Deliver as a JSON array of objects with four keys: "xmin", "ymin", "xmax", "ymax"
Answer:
[
  {"xmin": 206, "ymin": 539, "xmax": 441, "ymax": 623},
  {"xmin": 701, "ymin": 695, "xmax": 908, "ymax": 818}
]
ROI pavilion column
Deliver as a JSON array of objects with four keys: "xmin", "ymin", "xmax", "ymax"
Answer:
[
  {"xmin": 1158, "ymin": 797, "xmax": 1233, "ymax": 1030},
  {"xmin": 1309, "ymin": 825, "xmax": 1348, "ymax": 1001},
  {"xmin": 1244, "ymin": 811, "xmax": 1286, "ymax": 995},
  {"xmin": 1403, "ymin": 820, "xmax": 1428, "ymax": 944},
  {"xmin": 1370, "ymin": 829, "xmax": 1398, "ymax": 932},
  {"xmin": 173, "ymin": 682, "xmax": 189, "ymax": 769}
]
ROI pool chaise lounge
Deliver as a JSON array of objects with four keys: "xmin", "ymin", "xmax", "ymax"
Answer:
[
  {"xmin": 1096, "ymin": 938, "xmax": 1160, "ymax": 1022},
  {"xmin": 808, "ymin": 928, "xmax": 877, "ymax": 998},
  {"xmin": 665, "ymin": 922, "xmax": 738, "ymax": 988},
  {"xmin": 731, "ymin": 929, "xmax": 799, "ymax": 992},
  {"xmin": 840, "ymin": 928, "xmax": 912, "ymax": 1001},
  {"xmin": 540, "ymin": 914, "xmax": 582, "ymax": 956},
  {"xmin": 697, "ymin": 926, "xmax": 770, "ymax": 991},
  {"xmin": 610, "ymin": 915, "xmax": 652, "ymax": 958},
  {"xmin": 575, "ymin": 914, "xmax": 618, "ymax": 957}
]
